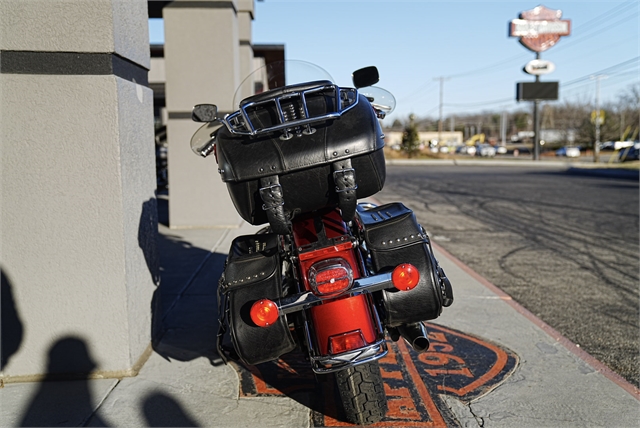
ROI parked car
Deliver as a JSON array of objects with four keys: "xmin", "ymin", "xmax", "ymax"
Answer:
[
  {"xmin": 614, "ymin": 140, "xmax": 635, "ymax": 151},
  {"xmin": 556, "ymin": 146, "xmax": 580, "ymax": 158},
  {"xmin": 618, "ymin": 143, "xmax": 640, "ymax": 162},
  {"xmin": 476, "ymin": 144, "xmax": 496, "ymax": 157},
  {"xmin": 455, "ymin": 145, "xmax": 466, "ymax": 154},
  {"xmin": 599, "ymin": 141, "xmax": 615, "ymax": 151},
  {"xmin": 455, "ymin": 145, "xmax": 476, "ymax": 156}
]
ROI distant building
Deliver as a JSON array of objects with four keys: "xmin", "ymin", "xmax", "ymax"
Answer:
[{"xmin": 383, "ymin": 131, "xmax": 464, "ymax": 148}]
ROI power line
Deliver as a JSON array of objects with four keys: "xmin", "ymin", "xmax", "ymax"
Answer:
[
  {"xmin": 547, "ymin": 11, "xmax": 639, "ymax": 55},
  {"xmin": 550, "ymin": 33, "xmax": 639, "ymax": 66},
  {"xmin": 397, "ymin": 80, "xmax": 438, "ymax": 103},
  {"xmin": 563, "ymin": 56, "xmax": 639, "ymax": 86},
  {"xmin": 445, "ymin": 97, "xmax": 513, "ymax": 107},
  {"xmin": 447, "ymin": 53, "xmax": 530, "ymax": 79},
  {"xmin": 444, "ymin": 1, "xmax": 638, "ymax": 81},
  {"xmin": 570, "ymin": 0, "xmax": 637, "ymax": 33},
  {"xmin": 398, "ymin": 3, "xmax": 638, "ymax": 117}
]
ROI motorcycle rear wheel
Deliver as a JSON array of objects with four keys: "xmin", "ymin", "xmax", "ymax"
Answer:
[{"xmin": 335, "ymin": 361, "xmax": 387, "ymax": 425}]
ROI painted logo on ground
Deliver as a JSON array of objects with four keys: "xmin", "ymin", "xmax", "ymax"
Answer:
[{"xmin": 234, "ymin": 323, "xmax": 518, "ymax": 426}]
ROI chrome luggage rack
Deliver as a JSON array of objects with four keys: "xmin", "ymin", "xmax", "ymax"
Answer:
[{"xmin": 220, "ymin": 82, "xmax": 360, "ymax": 138}]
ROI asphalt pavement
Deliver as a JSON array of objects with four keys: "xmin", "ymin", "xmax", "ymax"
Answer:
[
  {"xmin": 1, "ymin": 160, "xmax": 639, "ymax": 427},
  {"xmin": 379, "ymin": 159, "xmax": 640, "ymax": 386}
]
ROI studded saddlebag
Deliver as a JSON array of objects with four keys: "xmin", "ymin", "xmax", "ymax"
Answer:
[
  {"xmin": 214, "ymin": 92, "xmax": 386, "ymax": 231},
  {"xmin": 357, "ymin": 203, "xmax": 453, "ymax": 327},
  {"xmin": 218, "ymin": 233, "xmax": 295, "ymax": 365}
]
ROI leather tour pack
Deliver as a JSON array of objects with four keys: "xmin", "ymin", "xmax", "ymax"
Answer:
[{"xmin": 214, "ymin": 90, "xmax": 386, "ymax": 233}]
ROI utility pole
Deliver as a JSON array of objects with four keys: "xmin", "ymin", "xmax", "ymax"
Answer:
[
  {"xmin": 501, "ymin": 110, "xmax": 507, "ymax": 147},
  {"xmin": 591, "ymin": 74, "xmax": 607, "ymax": 163},
  {"xmin": 434, "ymin": 76, "xmax": 450, "ymax": 146}
]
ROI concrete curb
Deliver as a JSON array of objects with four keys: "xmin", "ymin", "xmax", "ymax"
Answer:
[{"xmin": 385, "ymin": 158, "xmax": 640, "ymax": 179}]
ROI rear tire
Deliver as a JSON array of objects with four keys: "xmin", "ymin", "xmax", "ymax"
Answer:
[{"xmin": 335, "ymin": 361, "xmax": 387, "ymax": 425}]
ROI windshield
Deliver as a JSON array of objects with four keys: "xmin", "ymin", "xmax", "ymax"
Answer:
[
  {"xmin": 191, "ymin": 60, "xmax": 395, "ymax": 156},
  {"xmin": 233, "ymin": 60, "xmax": 335, "ymax": 110},
  {"xmin": 359, "ymin": 86, "xmax": 396, "ymax": 116}
]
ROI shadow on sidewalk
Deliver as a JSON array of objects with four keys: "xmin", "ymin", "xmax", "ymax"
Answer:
[
  {"xmin": 142, "ymin": 392, "xmax": 200, "ymax": 427},
  {"xmin": 151, "ymin": 194, "xmax": 227, "ymax": 365},
  {"xmin": 230, "ymin": 351, "xmax": 346, "ymax": 423},
  {"xmin": 1, "ymin": 268, "xmax": 24, "ymax": 372},
  {"xmin": 18, "ymin": 337, "xmax": 111, "ymax": 427}
]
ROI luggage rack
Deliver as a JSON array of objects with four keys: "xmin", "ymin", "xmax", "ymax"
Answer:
[{"xmin": 221, "ymin": 83, "xmax": 360, "ymax": 137}]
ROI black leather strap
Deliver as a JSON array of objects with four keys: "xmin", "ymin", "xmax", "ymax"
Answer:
[
  {"xmin": 332, "ymin": 159, "xmax": 358, "ymax": 222},
  {"xmin": 259, "ymin": 175, "xmax": 290, "ymax": 234}
]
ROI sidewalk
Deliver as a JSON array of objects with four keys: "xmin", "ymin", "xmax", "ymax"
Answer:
[{"xmin": 1, "ymin": 202, "xmax": 638, "ymax": 427}]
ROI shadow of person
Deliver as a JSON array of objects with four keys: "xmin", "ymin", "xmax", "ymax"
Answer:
[
  {"xmin": 1, "ymin": 267, "xmax": 24, "ymax": 371},
  {"xmin": 142, "ymin": 392, "xmax": 200, "ymax": 427},
  {"xmin": 19, "ymin": 336, "xmax": 111, "ymax": 427}
]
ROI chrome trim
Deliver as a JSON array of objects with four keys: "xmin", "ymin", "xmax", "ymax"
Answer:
[
  {"xmin": 276, "ymin": 272, "xmax": 393, "ymax": 315},
  {"xmin": 308, "ymin": 258, "xmax": 353, "ymax": 296},
  {"xmin": 298, "ymin": 284, "xmax": 389, "ymax": 374},
  {"xmin": 220, "ymin": 84, "xmax": 360, "ymax": 137},
  {"xmin": 310, "ymin": 339, "xmax": 388, "ymax": 374},
  {"xmin": 398, "ymin": 322, "xmax": 430, "ymax": 353}
]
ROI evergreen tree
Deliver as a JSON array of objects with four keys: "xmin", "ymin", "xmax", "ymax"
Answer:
[{"xmin": 401, "ymin": 114, "xmax": 421, "ymax": 158}]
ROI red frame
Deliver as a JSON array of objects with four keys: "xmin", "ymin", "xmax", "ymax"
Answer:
[{"xmin": 292, "ymin": 208, "xmax": 377, "ymax": 355}]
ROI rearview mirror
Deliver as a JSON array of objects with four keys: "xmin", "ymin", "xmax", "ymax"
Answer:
[
  {"xmin": 192, "ymin": 104, "xmax": 218, "ymax": 123},
  {"xmin": 352, "ymin": 66, "xmax": 379, "ymax": 89}
]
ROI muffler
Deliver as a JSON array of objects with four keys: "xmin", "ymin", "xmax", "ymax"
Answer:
[{"xmin": 397, "ymin": 322, "xmax": 430, "ymax": 353}]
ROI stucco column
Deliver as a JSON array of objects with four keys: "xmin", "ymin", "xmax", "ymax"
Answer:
[
  {"xmin": 0, "ymin": 0, "xmax": 158, "ymax": 381},
  {"xmin": 238, "ymin": 0, "xmax": 255, "ymax": 102},
  {"xmin": 163, "ymin": 0, "xmax": 243, "ymax": 228}
]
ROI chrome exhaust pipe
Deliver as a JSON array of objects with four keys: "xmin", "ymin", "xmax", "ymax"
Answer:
[{"xmin": 397, "ymin": 322, "xmax": 430, "ymax": 353}]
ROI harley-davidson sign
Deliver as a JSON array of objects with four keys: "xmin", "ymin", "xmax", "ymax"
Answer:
[{"xmin": 510, "ymin": 5, "xmax": 571, "ymax": 52}]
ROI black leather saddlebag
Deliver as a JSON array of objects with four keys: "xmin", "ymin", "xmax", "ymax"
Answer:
[
  {"xmin": 215, "ymin": 94, "xmax": 386, "ymax": 228},
  {"xmin": 218, "ymin": 233, "xmax": 295, "ymax": 365},
  {"xmin": 357, "ymin": 203, "xmax": 453, "ymax": 327}
]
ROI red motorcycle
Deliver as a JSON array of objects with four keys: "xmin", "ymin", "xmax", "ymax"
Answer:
[{"xmin": 190, "ymin": 61, "xmax": 453, "ymax": 425}]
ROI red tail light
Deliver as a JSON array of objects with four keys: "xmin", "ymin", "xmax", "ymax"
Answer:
[
  {"xmin": 250, "ymin": 299, "xmax": 279, "ymax": 327},
  {"xmin": 392, "ymin": 263, "xmax": 420, "ymax": 291},
  {"xmin": 329, "ymin": 330, "xmax": 366, "ymax": 354},
  {"xmin": 308, "ymin": 258, "xmax": 353, "ymax": 296}
]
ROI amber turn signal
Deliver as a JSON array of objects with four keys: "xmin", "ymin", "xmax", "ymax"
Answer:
[
  {"xmin": 250, "ymin": 299, "xmax": 279, "ymax": 327},
  {"xmin": 392, "ymin": 263, "xmax": 420, "ymax": 291}
]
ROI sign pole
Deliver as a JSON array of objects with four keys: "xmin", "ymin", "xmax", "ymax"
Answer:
[
  {"xmin": 510, "ymin": 5, "xmax": 571, "ymax": 161},
  {"xmin": 533, "ymin": 52, "xmax": 541, "ymax": 161},
  {"xmin": 591, "ymin": 75, "xmax": 606, "ymax": 163}
]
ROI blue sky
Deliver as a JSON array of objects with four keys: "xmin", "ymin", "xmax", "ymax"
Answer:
[{"xmin": 149, "ymin": 0, "xmax": 639, "ymax": 124}]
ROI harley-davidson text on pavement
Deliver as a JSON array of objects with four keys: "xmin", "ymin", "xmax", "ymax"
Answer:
[{"xmin": 234, "ymin": 323, "xmax": 518, "ymax": 427}]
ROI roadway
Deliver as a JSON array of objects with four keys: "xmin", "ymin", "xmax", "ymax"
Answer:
[{"xmin": 375, "ymin": 162, "xmax": 640, "ymax": 387}]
